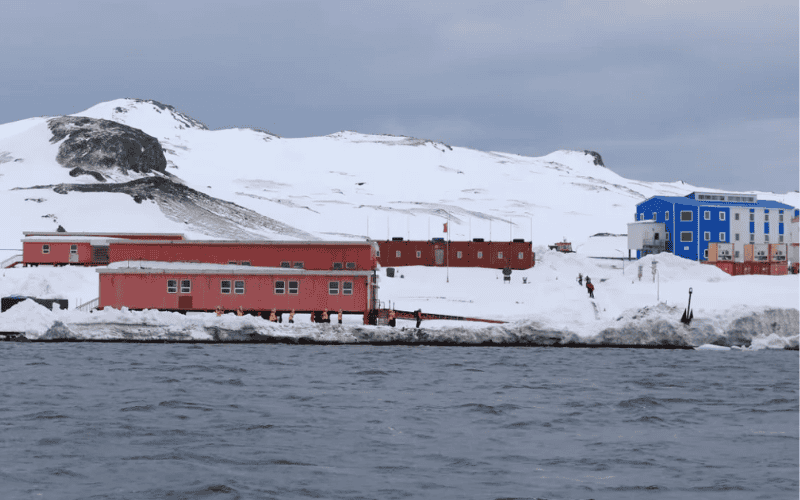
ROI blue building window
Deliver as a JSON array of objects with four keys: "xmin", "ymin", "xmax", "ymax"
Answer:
[
  {"xmin": 681, "ymin": 232, "xmax": 693, "ymax": 242},
  {"xmin": 665, "ymin": 211, "xmax": 669, "ymax": 220},
  {"xmin": 680, "ymin": 211, "xmax": 693, "ymax": 221},
  {"xmin": 719, "ymin": 233, "xmax": 726, "ymax": 241},
  {"xmin": 704, "ymin": 211, "xmax": 710, "ymax": 220}
]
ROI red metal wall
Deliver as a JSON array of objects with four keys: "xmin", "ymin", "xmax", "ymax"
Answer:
[
  {"xmin": 108, "ymin": 242, "xmax": 378, "ymax": 270},
  {"xmin": 23, "ymin": 241, "xmax": 93, "ymax": 265},
  {"xmin": 99, "ymin": 272, "xmax": 372, "ymax": 313},
  {"xmin": 377, "ymin": 240, "xmax": 534, "ymax": 269}
]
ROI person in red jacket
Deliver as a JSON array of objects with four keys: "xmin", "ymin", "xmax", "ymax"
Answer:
[{"xmin": 586, "ymin": 278, "xmax": 595, "ymax": 298}]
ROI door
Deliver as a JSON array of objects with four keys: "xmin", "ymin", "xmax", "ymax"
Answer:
[{"xmin": 434, "ymin": 248, "xmax": 444, "ymax": 265}]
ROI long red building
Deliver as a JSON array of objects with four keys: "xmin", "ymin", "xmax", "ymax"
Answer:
[
  {"xmin": 21, "ymin": 232, "xmax": 185, "ymax": 267},
  {"xmin": 98, "ymin": 262, "xmax": 378, "ymax": 322},
  {"xmin": 107, "ymin": 240, "xmax": 379, "ymax": 271},
  {"xmin": 376, "ymin": 239, "xmax": 534, "ymax": 270}
]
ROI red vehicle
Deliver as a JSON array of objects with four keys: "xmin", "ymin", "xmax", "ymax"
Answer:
[
  {"xmin": 377, "ymin": 239, "xmax": 534, "ymax": 270},
  {"xmin": 97, "ymin": 262, "xmax": 379, "ymax": 323},
  {"xmin": 21, "ymin": 232, "xmax": 185, "ymax": 267},
  {"xmin": 108, "ymin": 240, "xmax": 379, "ymax": 271}
]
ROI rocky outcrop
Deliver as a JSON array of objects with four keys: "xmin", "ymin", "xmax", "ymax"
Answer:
[
  {"xmin": 583, "ymin": 150, "xmax": 604, "ymax": 167},
  {"xmin": 48, "ymin": 116, "xmax": 167, "ymax": 177}
]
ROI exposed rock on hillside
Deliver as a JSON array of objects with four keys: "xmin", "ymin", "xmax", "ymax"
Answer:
[
  {"xmin": 17, "ymin": 176, "xmax": 319, "ymax": 241},
  {"xmin": 48, "ymin": 116, "xmax": 167, "ymax": 177}
]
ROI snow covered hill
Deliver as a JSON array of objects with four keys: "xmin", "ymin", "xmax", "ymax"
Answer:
[{"xmin": 2, "ymin": 98, "xmax": 797, "ymax": 258}]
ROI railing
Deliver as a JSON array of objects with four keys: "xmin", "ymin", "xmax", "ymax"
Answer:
[
  {"xmin": 1, "ymin": 253, "xmax": 23, "ymax": 269},
  {"xmin": 75, "ymin": 297, "xmax": 99, "ymax": 312}
]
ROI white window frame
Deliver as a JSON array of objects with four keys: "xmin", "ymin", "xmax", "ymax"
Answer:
[
  {"xmin": 719, "ymin": 233, "xmax": 725, "ymax": 242},
  {"xmin": 497, "ymin": 252, "xmax": 503, "ymax": 259},
  {"xmin": 395, "ymin": 250, "xmax": 401, "ymax": 258},
  {"xmin": 734, "ymin": 213, "xmax": 740, "ymax": 221},
  {"xmin": 765, "ymin": 235, "xmax": 769, "ymax": 243},
  {"xmin": 719, "ymin": 212, "xmax": 725, "ymax": 221},
  {"xmin": 70, "ymin": 244, "xmax": 78, "ymax": 254},
  {"xmin": 274, "ymin": 281, "xmax": 285, "ymax": 294},
  {"xmin": 704, "ymin": 249, "xmax": 708, "ymax": 259},
  {"xmin": 329, "ymin": 281, "xmax": 339, "ymax": 295},
  {"xmin": 652, "ymin": 212, "xmax": 657, "ymax": 221},
  {"xmin": 167, "ymin": 279, "xmax": 177, "ymax": 294},
  {"xmin": 180, "ymin": 279, "xmax": 191, "ymax": 293},
  {"xmin": 779, "ymin": 235, "xmax": 784, "ymax": 243},
  {"xmin": 665, "ymin": 211, "xmax": 669, "ymax": 221},
  {"xmin": 221, "ymin": 280, "xmax": 231, "ymax": 294},
  {"xmin": 750, "ymin": 233, "xmax": 754, "ymax": 242},
  {"xmin": 234, "ymin": 280, "xmax": 245, "ymax": 294},
  {"xmin": 42, "ymin": 244, "xmax": 50, "ymax": 254},
  {"xmin": 288, "ymin": 281, "xmax": 299, "ymax": 295},
  {"xmin": 680, "ymin": 211, "xmax": 693, "ymax": 221},
  {"xmin": 457, "ymin": 251, "xmax": 462, "ymax": 259},
  {"xmin": 518, "ymin": 252, "xmax": 524, "ymax": 259},
  {"xmin": 765, "ymin": 214, "xmax": 769, "ymax": 221},
  {"xmin": 416, "ymin": 251, "xmax": 421, "ymax": 258},
  {"xmin": 346, "ymin": 262, "xmax": 355, "ymax": 269},
  {"xmin": 680, "ymin": 231, "xmax": 693, "ymax": 242},
  {"xmin": 280, "ymin": 261, "xmax": 290, "ymax": 268},
  {"xmin": 294, "ymin": 262, "xmax": 304, "ymax": 269},
  {"xmin": 735, "ymin": 233, "xmax": 740, "ymax": 241},
  {"xmin": 704, "ymin": 211, "xmax": 710, "ymax": 220},
  {"xmin": 477, "ymin": 251, "xmax": 483, "ymax": 259},
  {"xmin": 342, "ymin": 281, "xmax": 353, "ymax": 295},
  {"xmin": 704, "ymin": 232, "xmax": 710, "ymax": 241},
  {"xmin": 735, "ymin": 251, "xmax": 740, "ymax": 258}
]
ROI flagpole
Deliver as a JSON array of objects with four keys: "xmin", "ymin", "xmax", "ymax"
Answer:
[{"xmin": 446, "ymin": 212, "xmax": 450, "ymax": 283}]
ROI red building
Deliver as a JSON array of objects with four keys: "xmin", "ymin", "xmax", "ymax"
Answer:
[
  {"xmin": 21, "ymin": 232, "xmax": 185, "ymax": 267},
  {"xmin": 705, "ymin": 242, "xmax": 788, "ymax": 276},
  {"xmin": 377, "ymin": 239, "xmax": 534, "ymax": 270},
  {"xmin": 108, "ymin": 240, "xmax": 379, "ymax": 271},
  {"xmin": 97, "ymin": 262, "xmax": 378, "ymax": 322}
]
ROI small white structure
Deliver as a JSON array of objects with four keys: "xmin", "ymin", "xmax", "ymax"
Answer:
[{"xmin": 627, "ymin": 220, "xmax": 666, "ymax": 258}]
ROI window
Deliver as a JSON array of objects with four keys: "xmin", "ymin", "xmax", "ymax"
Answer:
[
  {"xmin": 274, "ymin": 281, "xmax": 285, "ymax": 294},
  {"xmin": 639, "ymin": 213, "xmax": 644, "ymax": 221},
  {"xmin": 750, "ymin": 234, "xmax": 754, "ymax": 242},
  {"xmin": 749, "ymin": 213, "xmax": 754, "ymax": 221},
  {"xmin": 704, "ymin": 211, "xmax": 710, "ymax": 220},
  {"xmin": 680, "ymin": 232, "xmax": 692, "ymax": 242},
  {"xmin": 704, "ymin": 249, "xmax": 708, "ymax": 259},
  {"xmin": 70, "ymin": 244, "xmax": 77, "ymax": 254},
  {"xmin": 240, "ymin": 261, "xmax": 251, "ymax": 266},
  {"xmin": 376, "ymin": 250, "xmax": 380, "ymax": 257},
  {"xmin": 719, "ymin": 212, "xmax": 725, "ymax": 221},
  {"xmin": 654, "ymin": 233, "xmax": 660, "ymax": 240},
  {"xmin": 719, "ymin": 233, "xmax": 725, "ymax": 242},
  {"xmin": 779, "ymin": 235, "xmax": 784, "ymax": 243},
  {"xmin": 294, "ymin": 262, "xmax": 304, "ymax": 269},
  {"xmin": 288, "ymin": 281, "xmax": 299, "ymax": 294},
  {"xmin": 518, "ymin": 252, "xmax": 524, "ymax": 259},
  {"xmin": 457, "ymin": 251, "xmax": 462, "ymax": 259},
  {"xmin": 735, "ymin": 233, "xmax": 740, "ymax": 241},
  {"xmin": 665, "ymin": 211, "xmax": 669, "ymax": 221},
  {"xmin": 228, "ymin": 261, "xmax": 237, "ymax": 265},
  {"xmin": 329, "ymin": 281, "xmax": 339, "ymax": 295},
  {"xmin": 765, "ymin": 213, "xmax": 769, "ymax": 221},
  {"xmin": 498, "ymin": 252, "xmax": 503, "ymax": 259},
  {"xmin": 704, "ymin": 232, "xmax": 710, "ymax": 241},
  {"xmin": 395, "ymin": 251, "xmax": 401, "ymax": 258},
  {"xmin": 342, "ymin": 281, "xmax": 352, "ymax": 295},
  {"xmin": 653, "ymin": 212, "xmax": 657, "ymax": 221},
  {"xmin": 221, "ymin": 280, "xmax": 231, "ymax": 294},
  {"xmin": 346, "ymin": 262, "xmax": 355, "ymax": 269},
  {"xmin": 234, "ymin": 280, "xmax": 245, "ymax": 294},
  {"xmin": 416, "ymin": 251, "xmax": 421, "ymax": 258},
  {"xmin": 167, "ymin": 279, "xmax": 177, "ymax": 293},
  {"xmin": 734, "ymin": 213, "xmax": 740, "ymax": 221},
  {"xmin": 765, "ymin": 235, "xmax": 769, "ymax": 242},
  {"xmin": 666, "ymin": 232, "xmax": 670, "ymax": 241},
  {"xmin": 333, "ymin": 262, "xmax": 343, "ymax": 270},
  {"xmin": 735, "ymin": 251, "xmax": 740, "ymax": 258},
  {"xmin": 477, "ymin": 251, "xmax": 483, "ymax": 259},
  {"xmin": 42, "ymin": 244, "xmax": 50, "ymax": 254},
  {"xmin": 681, "ymin": 211, "xmax": 693, "ymax": 221},
  {"xmin": 779, "ymin": 214, "xmax": 784, "ymax": 222},
  {"xmin": 280, "ymin": 261, "xmax": 290, "ymax": 268},
  {"xmin": 180, "ymin": 280, "xmax": 191, "ymax": 293}
]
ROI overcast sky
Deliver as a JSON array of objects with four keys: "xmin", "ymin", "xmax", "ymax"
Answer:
[{"xmin": 1, "ymin": 0, "xmax": 797, "ymax": 193}]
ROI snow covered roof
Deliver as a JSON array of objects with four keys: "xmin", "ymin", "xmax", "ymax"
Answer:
[
  {"xmin": 99, "ymin": 261, "xmax": 374, "ymax": 276},
  {"xmin": 109, "ymin": 239, "xmax": 379, "ymax": 247},
  {"xmin": 22, "ymin": 236, "xmax": 119, "ymax": 245},
  {"xmin": 23, "ymin": 232, "xmax": 186, "ymax": 238},
  {"xmin": 637, "ymin": 195, "xmax": 795, "ymax": 209}
]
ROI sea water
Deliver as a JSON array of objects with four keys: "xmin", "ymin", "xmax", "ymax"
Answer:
[{"xmin": 1, "ymin": 344, "xmax": 797, "ymax": 500}]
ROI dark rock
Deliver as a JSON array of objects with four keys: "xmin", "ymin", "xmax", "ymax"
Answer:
[
  {"xmin": 129, "ymin": 99, "xmax": 209, "ymax": 130},
  {"xmin": 56, "ymin": 225, "xmax": 66, "ymax": 232},
  {"xmin": 48, "ymin": 116, "xmax": 167, "ymax": 177},
  {"xmin": 68, "ymin": 167, "xmax": 106, "ymax": 182},
  {"xmin": 583, "ymin": 150, "xmax": 605, "ymax": 167}
]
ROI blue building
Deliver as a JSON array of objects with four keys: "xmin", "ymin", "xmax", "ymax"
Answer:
[{"xmin": 628, "ymin": 192, "xmax": 798, "ymax": 261}]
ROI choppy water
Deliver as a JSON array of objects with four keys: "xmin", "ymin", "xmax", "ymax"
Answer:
[{"xmin": 1, "ymin": 344, "xmax": 797, "ymax": 500}]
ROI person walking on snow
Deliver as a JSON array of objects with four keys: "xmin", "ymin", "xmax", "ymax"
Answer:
[
  {"xmin": 586, "ymin": 278, "xmax": 594, "ymax": 299},
  {"xmin": 577, "ymin": 273, "xmax": 583, "ymax": 285}
]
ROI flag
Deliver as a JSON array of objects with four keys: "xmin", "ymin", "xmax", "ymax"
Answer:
[{"xmin": 443, "ymin": 222, "xmax": 448, "ymax": 233}]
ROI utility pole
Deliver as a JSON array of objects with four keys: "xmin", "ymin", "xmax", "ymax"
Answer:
[{"xmin": 446, "ymin": 212, "xmax": 450, "ymax": 283}]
